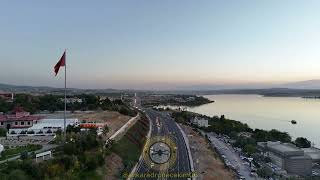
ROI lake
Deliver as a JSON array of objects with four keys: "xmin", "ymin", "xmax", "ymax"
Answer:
[{"xmin": 186, "ymin": 94, "xmax": 320, "ymax": 147}]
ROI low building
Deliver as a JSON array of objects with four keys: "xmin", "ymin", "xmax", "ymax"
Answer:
[
  {"xmin": 186, "ymin": 97, "xmax": 195, "ymax": 101},
  {"xmin": 8, "ymin": 118, "xmax": 79, "ymax": 135},
  {"xmin": 238, "ymin": 132, "xmax": 253, "ymax": 138},
  {"xmin": 61, "ymin": 98, "xmax": 83, "ymax": 104},
  {"xmin": 0, "ymin": 144, "xmax": 4, "ymax": 157},
  {"xmin": 28, "ymin": 118, "xmax": 79, "ymax": 133},
  {"xmin": 257, "ymin": 141, "xmax": 312, "ymax": 176},
  {"xmin": 0, "ymin": 108, "xmax": 42, "ymax": 130},
  {"xmin": 302, "ymin": 147, "xmax": 320, "ymax": 163},
  {"xmin": 191, "ymin": 116, "xmax": 209, "ymax": 128}
]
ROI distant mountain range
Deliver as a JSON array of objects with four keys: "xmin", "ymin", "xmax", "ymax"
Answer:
[
  {"xmin": 279, "ymin": 80, "xmax": 320, "ymax": 89},
  {"xmin": 176, "ymin": 79, "xmax": 320, "ymax": 91},
  {"xmin": 2, "ymin": 79, "xmax": 320, "ymax": 97},
  {"xmin": 0, "ymin": 83, "xmax": 126, "ymax": 95}
]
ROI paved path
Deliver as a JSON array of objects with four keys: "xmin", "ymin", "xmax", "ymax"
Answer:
[{"xmin": 0, "ymin": 144, "xmax": 58, "ymax": 164}]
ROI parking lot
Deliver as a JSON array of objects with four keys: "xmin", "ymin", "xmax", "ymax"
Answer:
[{"xmin": 206, "ymin": 132, "xmax": 257, "ymax": 180}]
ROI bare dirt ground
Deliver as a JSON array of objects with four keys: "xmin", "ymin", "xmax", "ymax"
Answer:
[
  {"xmin": 181, "ymin": 125, "xmax": 235, "ymax": 180},
  {"xmin": 72, "ymin": 111, "xmax": 131, "ymax": 139}
]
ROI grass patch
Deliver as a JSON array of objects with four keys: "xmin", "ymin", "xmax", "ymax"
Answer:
[
  {"xmin": 78, "ymin": 169, "xmax": 103, "ymax": 180},
  {"xmin": 111, "ymin": 137, "xmax": 141, "ymax": 167},
  {"xmin": 109, "ymin": 115, "xmax": 149, "ymax": 179},
  {"xmin": 0, "ymin": 144, "xmax": 42, "ymax": 160}
]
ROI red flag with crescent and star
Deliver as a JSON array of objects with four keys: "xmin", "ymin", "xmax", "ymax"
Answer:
[{"xmin": 54, "ymin": 51, "xmax": 66, "ymax": 76}]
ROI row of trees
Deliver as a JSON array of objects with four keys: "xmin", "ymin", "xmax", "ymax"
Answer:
[
  {"xmin": 143, "ymin": 95, "xmax": 213, "ymax": 107},
  {"xmin": 0, "ymin": 94, "xmax": 137, "ymax": 116},
  {"xmin": 171, "ymin": 111, "xmax": 251, "ymax": 135}
]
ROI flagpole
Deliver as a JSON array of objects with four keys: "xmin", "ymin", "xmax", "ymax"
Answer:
[{"xmin": 64, "ymin": 49, "xmax": 67, "ymax": 139}]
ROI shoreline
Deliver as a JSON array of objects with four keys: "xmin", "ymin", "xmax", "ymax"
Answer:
[{"xmin": 158, "ymin": 100, "xmax": 320, "ymax": 148}]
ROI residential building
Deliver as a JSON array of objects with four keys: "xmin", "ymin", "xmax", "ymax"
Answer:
[
  {"xmin": 0, "ymin": 107, "xmax": 42, "ymax": 130},
  {"xmin": 191, "ymin": 116, "xmax": 209, "ymax": 128},
  {"xmin": 257, "ymin": 141, "xmax": 312, "ymax": 176}
]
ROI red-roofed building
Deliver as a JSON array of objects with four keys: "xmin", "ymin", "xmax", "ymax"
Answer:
[{"xmin": 0, "ymin": 107, "xmax": 43, "ymax": 130}]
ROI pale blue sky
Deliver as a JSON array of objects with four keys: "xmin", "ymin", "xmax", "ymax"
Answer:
[{"xmin": 1, "ymin": 0, "xmax": 320, "ymax": 89}]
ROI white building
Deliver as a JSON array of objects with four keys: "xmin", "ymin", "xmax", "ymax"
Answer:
[
  {"xmin": 191, "ymin": 117, "xmax": 209, "ymax": 128},
  {"xmin": 257, "ymin": 141, "xmax": 312, "ymax": 176},
  {"xmin": 61, "ymin": 98, "xmax": 83, "ymax": 104},
  {"xmin": 0, "ymin": 144, "xmax": 4, "ymax": 156},
  {"xmin": 8, "ymin": 118, "xmax": 79, "ymax": 136}
]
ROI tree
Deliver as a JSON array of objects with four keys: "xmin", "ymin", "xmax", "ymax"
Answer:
[
  {"xmin": 0, "ymin": 98, "xmax": 11, "ymax": 113},
  {"xmin": 234, "ymin": 137, "xmax": 256, "ymax": 149},
  {"xmin": 244, "ymin": 144, "xmax": 256, "ymax": 155},
  {"xmin": 253, "ymin": 129, "xmax": 292, "ymax": 143},
  {"xmin": 56, "ymin": 129, "xmax": 62, "ymax": 135},
  {"xmin": 269, "ymin": 129, "xmax": 291, "ymax": 143},
  {"xmin": 0, "ymin": 128, "xmax": 7, "ymax": 137},
  {"xmin": 8, "ymin": 169, "xmax": 28, "ymax": 180},
  {"xmin": 63, "ymin": 142, "xmax": 77, "ymax": 155},
  {"xmin": 103, "ymin": 125, "xmax": 109, "ymax": 136},
  {"xmin": 84, "ymin": 153, "xmax": 99, "ymax": 170},
  {"xmin": 264, "ymin": 156, "xmax": 272, "ymax": 163},
  {"xmin": 20, "ymin": 151, "xmax": 29, "ymax": 160},
  {"xmin": 20, "ymin": 160, "xmax": 41, "ymax": 179},
  {"xmin": 295, "ymin": 137, "xmax": 311, "ymax": 148},
  {"xmin": 257, "ymin": 166, "xmax": 273, "ymax": 178},
  {"xmin": 258, "ymin": 166, "xmax": 271, "ymax": 178},
  {"xmin": 66, "ymin": 125, "xmax": 80, "ymax": 134}
]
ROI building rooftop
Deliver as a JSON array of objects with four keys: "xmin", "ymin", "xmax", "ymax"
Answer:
[
  {"xmin": 258, "ymin": 141, "xmax": 304, "ymax": 157},
  {"xmin": 302, "ymin": 147, "xmax": 320, "ymax": 162},
  {"xmin": 271, "ymin": 143, "xmax": 301, "ymax": 152},
  {"xmin": 288, "ymin": 155, "xmax": 312, "ymax": 160},
  {"xmin": 0, "ymin": 113, "xmax": 42, "ymax": 122},
  {"xmin": 29, "ymin": 118, "xmax": 79, "ymax": 130},
  {"xmin": 0, "ymin": 108, "xmax": 43, "ymax": 122}
]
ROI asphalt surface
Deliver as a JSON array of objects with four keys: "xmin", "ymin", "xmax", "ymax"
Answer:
[
  {"xmin": 134, "ymin": 109, "xmax": 192, "ymax": 180},
  {"xmin": 207, "ymin": 132, "xmax": 255, "ymax": 180}
]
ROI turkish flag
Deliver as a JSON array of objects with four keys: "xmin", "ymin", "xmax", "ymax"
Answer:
[{"xmin": 54, "ymin": 51, "xmax": 66, "ymax": 76}]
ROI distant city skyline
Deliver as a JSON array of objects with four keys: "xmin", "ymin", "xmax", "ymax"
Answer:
[{"xmin": 1, "ymin": 0, "xmax": 320, "ymax": 90}]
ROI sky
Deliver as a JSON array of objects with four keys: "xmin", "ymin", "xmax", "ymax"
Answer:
[{"xmin": 1, "ymin": 0, "xmax": 320, "ymax": 90}]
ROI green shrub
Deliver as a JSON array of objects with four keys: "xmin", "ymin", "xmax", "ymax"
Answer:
[{"xmin": 0, "ymin": 128, "xmax": 7, "ymax": 137}]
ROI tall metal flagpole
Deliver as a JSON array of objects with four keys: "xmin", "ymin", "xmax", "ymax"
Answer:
[{"xmin": 64, "ymin": 50, "xmax": 67, "ymax": 138}]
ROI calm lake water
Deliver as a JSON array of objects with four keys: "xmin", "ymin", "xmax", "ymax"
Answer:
[{"xmin": 187, "ymin": 94, "xmax": 320, "ymax": 147}]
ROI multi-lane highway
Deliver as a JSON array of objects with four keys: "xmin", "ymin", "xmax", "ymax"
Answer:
[{"xmin": 133, "ymin": 109, "xmax": 192, "ymax": 180}]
